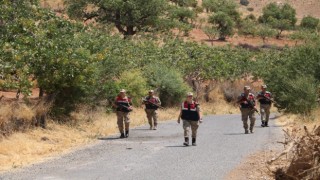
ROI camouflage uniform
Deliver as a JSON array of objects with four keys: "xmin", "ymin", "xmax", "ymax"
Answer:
[
  {"xmin": 238, "ymin": 88, "xmax": 256, "ymax": 134},
  {"xmin": 114, "ymin": 90, "xmax": 132, "ymax": 138},
  {"xmin": 179, "ymin": 93, "xmax": 202, "ymax": 146},
  {"xmin": 257, "ymin": 87, "xmax": 272, "ymax": 127},
  {"xmin": 144, "ymin": 95, "xmax": 161, "ymax": 130}
]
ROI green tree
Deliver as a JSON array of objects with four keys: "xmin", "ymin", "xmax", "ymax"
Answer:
[
  {"xmin": 202, "ymin": 0, "xmax": 240, "ymax": 23},
  {"xmin": 65, "ymin": 0, "xmax": 169, "ymax": 38},
  {"xmin": 259, "ymin": 3, "xmax": 297, "ymax": 39},
  {"xmin": 117, "ymin": 70, "xmax": 148, "ymax": 106},
  {"xmin": 300, "ymin": 16, "xmax": 320, "ymax": 31},
  {"xmin": 240, "ymin": 0, "xmax": 249, "ymax": 6},
  {"xmin": 256, "ymin": 24, "xmax": 277, "ymax": 43},
  {"xmin": 238, "ymin": 19, "xmax": 257, "ymax": 38},
  {"xmin": 203, "ymin": 26, "xmax": 219, "ymax": 44},
  {"xmin": 208, "ymin": 12, "xmax": 235, "ymax": 40}
]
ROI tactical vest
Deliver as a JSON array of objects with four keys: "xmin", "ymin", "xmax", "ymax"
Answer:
[
  {"xmin": 145, "ymin": 96, "xmax": 159, "ymax": 110},
  {"xmin": 115, "ymin": 96, "xmax": 131, "ymax": 112},
  {"xmin": 258, "ymin": 91, "xmax": 272, "ymax": 105},
  {"xmin": 240, "ymin": 93, "xmax": 255, "ymax": 108},
  {"xmin": 181, "ymin": 101, "xmax": 200, "ymax": 121}
]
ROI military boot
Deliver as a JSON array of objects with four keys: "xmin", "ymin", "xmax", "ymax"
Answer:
[
  {"xmin": 120, "ymin": 133, "xmax": 125, "ymax": 139},
  {"xmin": 183, "ymin": 137, "xmax": 189, "ymax": 146},
  {"xmin": 261, "ymin": 121, "xmax": 265, "ymax": 127},
  {"xmin": 245, "ymin": 129, "xmax": 249, "ymax": 134},
  {"xmin": 250, "ymin": 127, "xmax": 254, "ymax": 134},
  {"xmin": 125, "ymin": 130, "xmax": 129, "ymax": 138},
  {"xmin": 192, "ymin": 138, "xmax": 197, "ymax": 146},
  {"xmin": 265, "ymin": 121, "xmax": 269, "ymax": 127}
]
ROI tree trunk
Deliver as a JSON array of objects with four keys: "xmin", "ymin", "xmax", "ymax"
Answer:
[{"xmin": 39, "ymin": 87, "xmax": 44, "ymax": 98}]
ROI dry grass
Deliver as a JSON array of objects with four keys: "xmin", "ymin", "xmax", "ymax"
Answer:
[
  {"xmin": 0, "ymin": 105, "xmax": 181, "ymax": 172},
  {"xmin": 0, "ymin": 98, "xmax": 240, "ymax": 172}
]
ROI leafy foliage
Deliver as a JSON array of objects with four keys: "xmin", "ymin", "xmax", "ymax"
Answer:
[
  {"xmin": 66, "ymin": 0, "xmax": 170, "ymax": 38},
  {"xmin": 300, "ymin": 16, "xmax": 320, "ymax": 31},
  {"xmin": 254, "ymin": 44, "xmax": 320, "ymax": 114},
  {"xmin": 240, "ymin": 0, "xmax": 250, "ymax": 6},
  {"xmin": 208, "ymin": 12, "xmax": 235, "ymax": 40},
  {"xmin": 259, "ymin": 3, "xmax": 297, "ymax": 38}
]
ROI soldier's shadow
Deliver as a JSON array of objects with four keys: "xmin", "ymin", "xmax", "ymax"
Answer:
[
  {"xmin": 165, "ymin": 145, "xmax": 188, "ymax": 148},
  {"xmin": 97, "ymin": 137, "xmax": 121, "ymax": 141},
  {"xmin": 224, "ymin": 133, "xmax": 245, "ymax": 135}
]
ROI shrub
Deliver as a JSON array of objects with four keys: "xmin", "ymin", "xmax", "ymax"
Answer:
[
  {"xmin": 240, "ymin": 0, "xmax": 249, "ymax": 6},
  {"xmin": 208, "ymin": 11, "xmax": 235, "ymax": 40},
  {"xmin": 143, "ymin": 64, "xmax": 190, "ymax": 106},
  {"xmin": 301, "ymin": 16, "xmax": 320, "ymax": 31},
  {"xmin": 247, "ymin": 7, "xmax": 254, "ymax": 12},
  {"xmin": 116, "ymin": 69, "xmax": 148, "ymax": 106}
]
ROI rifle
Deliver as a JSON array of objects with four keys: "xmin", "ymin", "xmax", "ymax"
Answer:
[
  {"xmin": 116, "ymin": 103, "xmax": 133, "ymax": 112},
  {"xmin": 248, "ymin": 100, "xmax": 260, "ymax": 115},
  {"xmin": 259, "ymin": 94, "xmax": 274, "ymax": 103},
  {"xmin": 237, "ymin": 97, "xmax": 260, "ymax": 115},
  {"xmin": 142, "ymin": 97, "xmax": 164, "ymax": 109}
]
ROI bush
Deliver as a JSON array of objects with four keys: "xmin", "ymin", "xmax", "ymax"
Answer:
[
  {"xmin": 301, "ymin": 16, "xmax": 320, "ymax": 31},
  {"xmin": 143, "ymin": 64, "xmax": 190, "ymax": 106},
  {"xmin": 116, "ymin": 69, "xmax": 148, "ymax": 106},
  {"xmin": 259, "ymin": 3, "xmax": 297, "ymax": 38},
  {"xmin": 240, "ymin": 0, "xmax": 249, "ymax": 6},
  {"xmin": 247, "ymin": 7, "xmax": 254, "ymax": 12},
  {"xmin": 270, "ymin": 76, "xmax": 318, "ymax": 114},
  {"xmin": 208, "ymin": 11, "xmax": 235, "ymax": 40},
  {"xmin": 256, "ymin": 44, "xmax": 320, "ymax": 114},
  {"xmin": 245, "ymin": 14, "xmax": 256, "ymax": 21}
]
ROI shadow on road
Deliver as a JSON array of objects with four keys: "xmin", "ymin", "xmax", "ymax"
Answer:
[
  {"xmin": 224, "ymin": 133, "xmax": 245, "ymax": 135},
  {"xmin": 97, "ymin": 137, "xmax": 121, "ymax": 141},
  {"xmin": 165, "ymin": 145, "xmax": 188, "ymax": 148}
]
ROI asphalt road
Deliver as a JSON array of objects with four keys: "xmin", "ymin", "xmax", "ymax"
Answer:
[{"xmin": 0, "ymin": 114, "xmax": 283, "ymax": 180}]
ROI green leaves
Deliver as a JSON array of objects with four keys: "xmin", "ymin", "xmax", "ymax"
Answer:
[{"xmin": 258, "ymin": 3, "xmax": 297, "ymax": 38}]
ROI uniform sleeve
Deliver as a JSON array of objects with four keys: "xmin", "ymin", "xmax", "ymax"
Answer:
[{"xmin": 196, "ymin": 104, "xmax": 201, "ymax": 112}]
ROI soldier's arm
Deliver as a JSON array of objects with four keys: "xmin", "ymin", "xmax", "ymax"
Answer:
[
  {"xmin": 197, "ymin": 105, "xmax": 203, "ymax": 122},
  {"xmin": 156, "ymin": 97, "xmax": 161, "ymax": 106},
  {"xmin": 177, "ymin": 107, "xmax": 182, "ymax": 124},
  {"xmin": 236, "ymin": 96, "xmax": 244, "ymax": 104}
]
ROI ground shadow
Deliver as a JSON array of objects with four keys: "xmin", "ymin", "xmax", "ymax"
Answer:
[
  {"xmin": 133, "ymin": 129, "xmax": 152, "ymax": 131},
  {"xmin": 224, "ymin": 133, "xmax": 245, "ymax": 136},
  {"xmin": 98, "ymin": 137, "xmax": 121, "ymax": 141},
  {"xmin": 165, "ymin": 145, "xmax": 188, "ymax": 148}
]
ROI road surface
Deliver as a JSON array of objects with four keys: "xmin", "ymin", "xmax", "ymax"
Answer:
[{"xmin": 0, "ymin": 114, "xmax": 283, "ymax": 180}]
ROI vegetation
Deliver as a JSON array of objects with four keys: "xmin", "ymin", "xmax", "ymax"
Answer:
[
  {"xmin": 259, "ymin": 3, "xmax": 297, "ymax": 38},
  {"xmin": 208, "ymin": 11, "xmax": 235, "ymax": 40},
  {"xmin": 1, "ymin": 0, "xmax": 319, "ymax": 119},
  {"xmin": 300, "ymin": 16, "xmax": 320, "ymax": 31}
]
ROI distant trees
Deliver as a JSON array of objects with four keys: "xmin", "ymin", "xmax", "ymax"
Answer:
[
  {"xmin": 208, "ymin": 12, "xmax": 235, "ymax": 40},
  {"xmin": 300, "ymin": 16, "xmax": 320, "ymax": 31},
  {"xmin": 259, "ymin": 3, "xmax": 297, "ymax": 39},
  {"xmin": 66, "ymin": 0, "xmax": 169, "ymax": 38},
  {"xmin": 240, "ymin": 0, "xmax": 250, "ymax": 6}
]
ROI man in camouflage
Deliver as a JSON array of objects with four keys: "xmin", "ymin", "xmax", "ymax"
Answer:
[
  {"xmin": 178, "ymin": 92, "xmax": 202, "ymax": 146},
  {"xmin": 237, "ymin": 86, "xmax": 256, "ymax": 134},
  {"xmin": 143, "ymin": 90, "xmax": 161, "ymax": 130},
  {"xmin": 257, "ymin": 85, "xmax": 272, "ymax": 127},
  {"xmin": 113, "ymin": 89, "xmax": 133, "ymax": 138}
]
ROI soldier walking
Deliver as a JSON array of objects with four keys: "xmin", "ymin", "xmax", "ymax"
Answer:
[
  {"xmin": 178, "ymin": 92, "xmax": 202, "ymax": 146},
  {"xmin": 113, "ymin": 89, "xmax": 133, "ymax": 138},
  {"xmin": 142, "ymin": 90, "xmax": 161, "ymax": 130},
  {"xmin": 237, "ymin": 86, "xmax": 256, "ymax": 134},
  {"xmin": 257, "ymin": 85, "xmax": 272, "ymax": 127}
]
